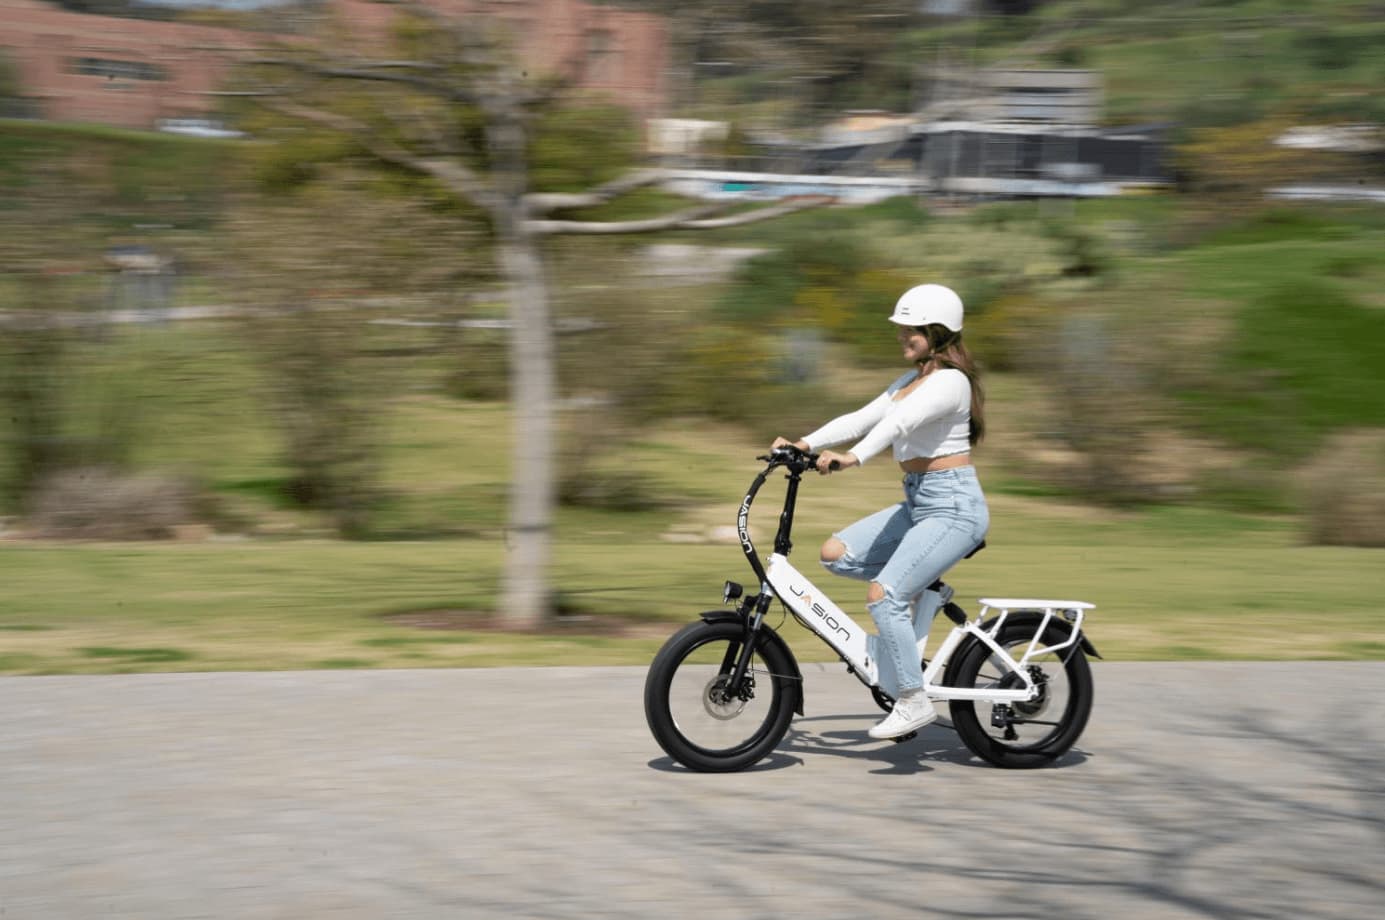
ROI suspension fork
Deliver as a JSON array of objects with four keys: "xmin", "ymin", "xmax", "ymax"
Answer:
[{"xmin": 727, "ymin": 591, "xmax": 775, "ymax": 690}]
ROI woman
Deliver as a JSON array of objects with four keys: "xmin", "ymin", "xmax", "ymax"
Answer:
[{"xmin": 772, "ymin": 283, "xmax": 989, "ymax": 740}]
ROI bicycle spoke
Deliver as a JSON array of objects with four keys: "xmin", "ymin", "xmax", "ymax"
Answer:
[{"xmin": 954, "ymin": 636, "xmax": 1081, "ymax": 756}]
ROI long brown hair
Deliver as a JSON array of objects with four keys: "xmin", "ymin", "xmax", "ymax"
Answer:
[{"xmin": 916, "ymin": 324, "xmax": 985, "ymax": 446}]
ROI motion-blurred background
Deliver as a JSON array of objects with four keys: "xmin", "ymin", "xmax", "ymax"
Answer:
[{"xmin": 2, "ymin": 0, "xmax": 1383, "ymax": 672}]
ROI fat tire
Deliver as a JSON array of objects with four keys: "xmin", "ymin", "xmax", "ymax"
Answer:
[
  {"xmin": 947, "ymin": 621, "xmax": 1093, "ymax": 769},
  {"xmin": 644, "ymin": 619, "xmax": 800, "ymax": 773}
]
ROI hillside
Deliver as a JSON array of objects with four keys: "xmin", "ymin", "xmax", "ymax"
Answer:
[
  {"xmin": 4, "ymin": 0, "xmax": 1385, "ymax": 541},
  {"xmin": 638, "ymin": 0, "xmax": 1385, "ymax": 132}
]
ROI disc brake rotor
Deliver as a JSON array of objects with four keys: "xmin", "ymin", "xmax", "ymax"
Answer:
[
  {"xmin": 1006, "ymin": 666, "xmax": 1050, "ymax": 718},
  {"xmin": 703, "ymin": 676, "xmax": 748, "ymax": 720}
]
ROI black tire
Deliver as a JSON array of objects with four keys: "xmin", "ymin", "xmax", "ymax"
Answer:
[
  {"xmin": 644, "ymin": 619, "xmax": 800, "ymax": 773},
  {"xmin": 947, "ymin": 621, "xmax": 1093, "ymax": 769}
]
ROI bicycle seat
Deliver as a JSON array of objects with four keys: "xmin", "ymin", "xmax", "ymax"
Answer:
[{"xmin": 924, "ymin": 541, "xmax": 986, "ymax": 597}]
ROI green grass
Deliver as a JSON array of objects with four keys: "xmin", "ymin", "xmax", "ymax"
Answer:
[
  {"xmin": 4, "ymin": 119, "xmax": 1385, "ymax": 672},
  {"xmin": 695, "ymin": 1, "xmax": 1385, "ymax": 131},
  {"xmin": 0, "ymin": 118, "xmax": 238, "ymax": 230},
  {"xmin": 1021, "ymin": 1, "xmax": 1385, "ymax": 126},
  {"xmin": 4, "ymin": 199, "xmax": 1384, "ymax": 672},
  {"xmin": 1158, "ymin": 208, "xmax": 1385, "ymax": 455},
  {"xmin": 2, "ymin": 411, "xmax": 1383, "ymax": 673}
]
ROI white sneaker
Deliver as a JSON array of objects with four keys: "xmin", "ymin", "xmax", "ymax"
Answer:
[{"xmin": 868, "ymin": 690, "xmax": 938, "ymax": 739}]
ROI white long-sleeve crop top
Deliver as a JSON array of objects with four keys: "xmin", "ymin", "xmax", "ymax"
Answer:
[{"xmin": 801, "ymin": 368, "xmax": 972, "ymax": 465}]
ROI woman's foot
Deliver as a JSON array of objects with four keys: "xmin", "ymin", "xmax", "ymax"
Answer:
[{"xmin": 868, "ymin": 689, "xmax": 937, "ymax": 739}]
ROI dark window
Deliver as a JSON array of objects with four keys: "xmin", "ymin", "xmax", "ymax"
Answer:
[
  {"xmin": 586, "ymin": 30, "xmax": 621, "ymax": 83},
  {"xmin": 69, "ymin": 57, "xmax": 168, "ymax": 82}
]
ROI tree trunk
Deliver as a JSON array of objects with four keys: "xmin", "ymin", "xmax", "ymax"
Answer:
[{"xmin": 496, "ymin": 222, "xmax": 555, "ymax": 630}]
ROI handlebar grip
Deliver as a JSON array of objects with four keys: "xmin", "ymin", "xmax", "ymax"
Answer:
[{"xmin": 828, "ymin": 459, "xmax": 840, "ymax": 471}]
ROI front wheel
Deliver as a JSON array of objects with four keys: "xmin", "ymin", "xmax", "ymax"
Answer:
[
  {"xmin": 644, "ymin": 619, "xmax": 800, "ymax": 772},
  {"xmin": 947, "ymin": 621, "xmax": 1093, "ymax": 768}
]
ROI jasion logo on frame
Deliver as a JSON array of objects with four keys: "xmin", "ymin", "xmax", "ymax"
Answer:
[
  {"xmin": 738, "ymin": 496, "xmax": 754, "ymax": 554},
  {"xmin": 788, "ymin": 583, "xmax": 850, "ymax": 640}
]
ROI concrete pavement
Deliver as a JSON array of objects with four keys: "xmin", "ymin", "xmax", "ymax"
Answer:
[{"xmin": 2, "ymin": 661, "xmax": 1383, "ymax": 919}]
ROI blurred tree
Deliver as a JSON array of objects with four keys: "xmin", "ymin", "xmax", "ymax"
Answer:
[
  {"xmin": 635, "ymin": 0, "xmax": 921, "ymax": 118},
  {"xmin": 1176, "ymin": 116, "xmax": 1366, "ymax": 209},
  {"xmin": 0, "ymin": 274, "xmax": 70, "ymax": 511},
  {"xmin": 235, "ymin": 1, "xmax": 825, "ymax": 628},
  {"xmin": 0, "ymin": 164, "xmax": 136, "ymax": 511},
  {"xmin": 0, "ymin": 51, "xmax": 20, "ymax": 110},
  {"xmin": 223, "ymin": 167, "xmax": 476, "ymax": 537}
]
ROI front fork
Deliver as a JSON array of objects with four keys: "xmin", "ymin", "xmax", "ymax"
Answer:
[{"xmin": 726, "ymin": 589, "xmax": 775, "ymax": 695}]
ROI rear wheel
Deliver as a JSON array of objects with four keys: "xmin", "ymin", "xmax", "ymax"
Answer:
[
  {"xmin": 947, "ymin": 621, "xmax": 1093, "ymax": 768},
  {"xmin": 644, "ymin": 619, "xmax": 800, "ymax": 772}
]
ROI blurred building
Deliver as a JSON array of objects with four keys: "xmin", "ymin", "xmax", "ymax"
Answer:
[
  {"xmin": 923, "ymin": 67, "xmax": 1104, "ymax": 127},
  {"xmin": 0, "ymin": 0, "xmax": 669, "ymax": 130},
  {"xmin": 900, "ymin": 66, "xmax": 1165, "ymax": 197},
  {"xmin": 336, "ymin": 0, "xmax": 668, "ymax": 120},
  {"xmin": 0, "ymin": 0, "xmax": 247, "ymax": 128},
  {"xmin": 669, "ymin": 65, "xmax": 1168, "ymax": 201}
]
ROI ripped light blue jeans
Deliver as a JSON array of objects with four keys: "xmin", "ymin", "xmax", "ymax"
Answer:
[{"xmin": 822, "ymin": 466, "xmax": 989, "ymax": 695}]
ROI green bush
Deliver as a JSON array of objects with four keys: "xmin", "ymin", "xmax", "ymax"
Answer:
[
  {"xmin": 1292, "ymin": 28, "xmax": 1377, "ymax": 71},
  {"xmin": 712, "ymin": 224, "xmax": 916, "ymax": 365},
  {"xmin": 23, "ymin": 467, "xmax": 215, "ymax": 540},
  {"xmin": 1299, "ymin": 429, "xmax": 1385, "ymax": 547},
  {"xmin": 558, "ymin": 468, "xmax": 665, "ymax": 512}
]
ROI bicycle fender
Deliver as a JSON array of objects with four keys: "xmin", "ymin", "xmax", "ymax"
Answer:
[
  {"xmin": 697, "ymin": 610, "xmax": 805, "ymax": 715},
  {"xmin": 941, "ymin": 611, "xmax": 1101, "ymax": 688}
]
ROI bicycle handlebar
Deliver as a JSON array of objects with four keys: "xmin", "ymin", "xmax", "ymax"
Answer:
[{"xmin": 756, "ymin": 445, "xmax": 840, "ymax": 472}]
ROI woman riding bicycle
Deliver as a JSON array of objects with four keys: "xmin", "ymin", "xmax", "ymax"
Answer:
[{"xmin": 772, "ymin": 283, "xmax": 989, "ymax": 741}]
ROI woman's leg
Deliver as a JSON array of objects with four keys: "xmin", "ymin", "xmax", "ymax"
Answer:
[
  {"xmin": 818, "ymin": 503, "xmax": 913, "ymax": 584},
  {"xmin": 866, "ymin": 517, "xmax": 980, "ymax": 694},
  {"xmin": 869, "ymin": 471, "xmax": 989, "ymax": 695}
]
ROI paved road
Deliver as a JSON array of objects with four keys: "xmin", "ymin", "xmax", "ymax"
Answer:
[{"xmin": 2, "ymin": 662, "xmax": 1382, "ymax": 919}]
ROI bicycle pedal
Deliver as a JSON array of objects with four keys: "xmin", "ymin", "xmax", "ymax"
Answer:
[{"xmin": 890, "ymin": 731, "xmax": 918, "ymax": 744}]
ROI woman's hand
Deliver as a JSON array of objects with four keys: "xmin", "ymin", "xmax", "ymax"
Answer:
[
  {"xmin": 770, "ymin": 436, "xmax": 810, "ymax": 452},
  {"xmin": 816, "ymin": 450, "xmax": 859, "ymax": 475}
]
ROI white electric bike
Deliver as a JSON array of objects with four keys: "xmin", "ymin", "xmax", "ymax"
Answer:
[{"xmin": 644, "ymin": 446, "xmax": 1099, "ymax": 772}]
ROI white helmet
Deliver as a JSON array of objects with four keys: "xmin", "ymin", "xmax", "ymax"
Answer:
[{"xmin": 889, "ymin": 284, "xmax": 964, "ymax": 332}]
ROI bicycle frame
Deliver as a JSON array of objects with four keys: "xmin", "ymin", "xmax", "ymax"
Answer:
[{"xmin": 739, "ymin": 449, "xmax": 1094, "ymax": 705}]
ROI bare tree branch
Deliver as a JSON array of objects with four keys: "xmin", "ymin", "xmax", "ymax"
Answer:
[
  {"xmin": 676, "ymin": 196, "xmax": 835, "ymax": 228},
  {"xmin": 523, "ymin": 169, "xmax": 670, "ymax": 215},
  {"xmin": 524, "ymin": 203, "xmax": 727, "ymax": 235},
  {"xmin": 527, "ymin": 196, "xmax": 833, "ymax": 235}
]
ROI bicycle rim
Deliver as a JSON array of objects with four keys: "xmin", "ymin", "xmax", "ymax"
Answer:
[
  {"xmin": 953, "ymin": 634, "xmax": 1087, "ymax": 754},
  {"xmin": 665, "ymin": 635, "xmax": 782, "ymax": 758}
]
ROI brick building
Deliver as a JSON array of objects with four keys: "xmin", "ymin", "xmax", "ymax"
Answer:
[
  {"xmin": 336, "ymin": 0, "xmax": 669, "ymax": 120},
  {"xmin": 0, "ymin": 0, "xmax": 248, "ymax": 127},
  {"xmin": 0, "ymin": 0, "xmax": 669, "ymax": 130}
]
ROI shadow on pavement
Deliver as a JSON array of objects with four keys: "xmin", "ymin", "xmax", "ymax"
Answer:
[
  {"xmin": 785, "ymin": 715, "xmax": 1091, "ymax": 773},
  {"xmin": 644, "ymin": 712, "xmax": 1089, "ymax": 775},
  {"xmin": 646, "ymin": 751, "xmax": 805, "ymax": 773}
]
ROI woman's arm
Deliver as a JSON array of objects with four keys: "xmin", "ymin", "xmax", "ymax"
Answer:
[
  {"xmin": 846, "ymin": 370, "xmax": 970, "ymax": 465},
  {"xmin": 800, "ymin": 388, "xmax": 893, "ymax": 452}
]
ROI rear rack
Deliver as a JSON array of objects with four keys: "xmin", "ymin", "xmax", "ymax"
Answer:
[{"xmin": 976, "ymin": 598, "xmax": 1096, "ymax": 661}]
